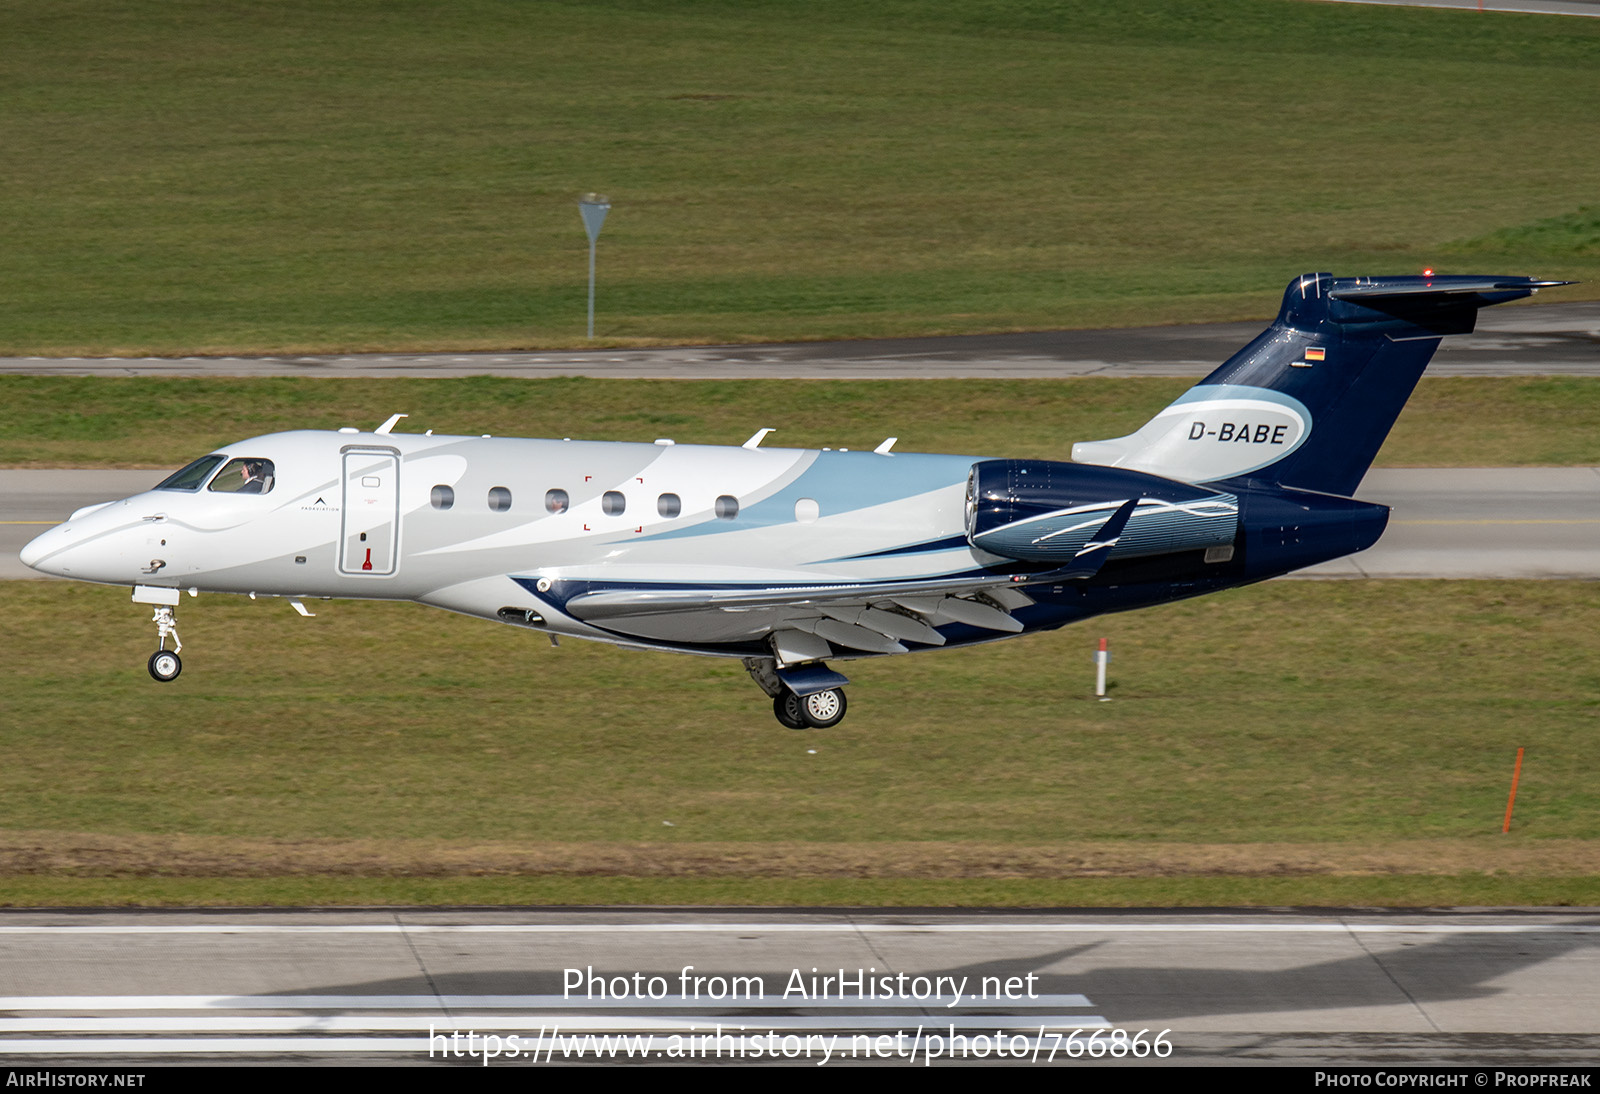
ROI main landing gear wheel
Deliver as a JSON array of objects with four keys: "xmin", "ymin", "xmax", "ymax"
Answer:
[
  {"xmin": 799, "ymin": 687, "xmax": 847, "ymax": 729},
  {"xmin": 773, "ymin": 692, "xmax": 807, "ymax": 730},
  {"xmin": 148, "ymin": 649, "xmax": 182, "ymax": 682}
]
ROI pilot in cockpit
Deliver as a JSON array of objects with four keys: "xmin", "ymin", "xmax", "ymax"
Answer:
[
  {"xmin": 208, "ymin": 457, "xmax": 275, "ymax": 495},
  {"xmin": 238, "ymin": 460, "xmax": 268, "ymax": 494}
]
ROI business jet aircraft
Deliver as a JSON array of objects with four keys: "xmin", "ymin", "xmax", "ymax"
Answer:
[{"xmin": 21, "ymin": 272, "xmax": 1564, "ymax": 728}]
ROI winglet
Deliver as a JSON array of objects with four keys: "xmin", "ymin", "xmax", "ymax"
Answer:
[
  {"xmin": 742, "ymin": 427, "xmax": 776, "ymax": 449},
  {"xmin": 1029, "ymin": 498, "xmax": 1140, "ymax": 582},
  {"xmin": 874, "ymin": 437, "xmax": 898, "ymax": 455}
]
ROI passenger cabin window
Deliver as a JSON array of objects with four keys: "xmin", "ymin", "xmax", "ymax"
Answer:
[
  {"xmin": 431, "ymin": 485, "xmax": 454, "ymax": 510},
  {"xmin": 156, "ymin": 455, "xmax": 225, "ymax": 492},
  {"xmin": 657, "ymin": 493, "xmax": 681, "ymax": 518},
  {"xmin": 545, "ymin": 488, "xmax": 569, "ymax": 514},
  {"xmin": 208, "ymin": 458, "xmax": 275, "ymax": 495},
  {"xmin": 602, "ymin": 490, "xmax": 626, "ymax": 516},
  {"xmin": 715, "ymin": 495, "xmax": 739, "ymax": 520},
  {"xmin": 488, "ymin": 486, "xmax": 512, "ymax": 512}
]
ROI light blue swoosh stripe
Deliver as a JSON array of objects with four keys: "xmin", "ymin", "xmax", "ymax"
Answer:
[{"xmin": 634, "ymin": 450, "xmax": 980, "ymax": 543}]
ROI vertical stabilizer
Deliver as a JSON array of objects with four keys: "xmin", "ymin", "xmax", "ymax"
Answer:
[{"xmin": 1071, "ymin": 272, "xmax": 1568, "ymax": 497}]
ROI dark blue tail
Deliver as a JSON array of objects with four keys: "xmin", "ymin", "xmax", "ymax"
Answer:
[{"xmin": 1073, "ymin": 272, "xmax": 1569, "ymax": 497}]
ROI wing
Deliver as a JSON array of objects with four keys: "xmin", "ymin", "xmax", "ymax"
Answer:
[
  {"xmin": 560, "ymin": 499, "xmax": 1139, "ymax": 661},
  {"xmin": 565, "ymin": 575, "xmax": 1032, "ymax": 658}
]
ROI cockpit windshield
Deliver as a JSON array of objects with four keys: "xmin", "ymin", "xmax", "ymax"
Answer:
[
  {"xmin": 155, "ymin": 454, "xmax": 226, "ymax": 491},
  {"xmin": 208, "ymin": 458, "xmax": 275, "ymax": 495}
]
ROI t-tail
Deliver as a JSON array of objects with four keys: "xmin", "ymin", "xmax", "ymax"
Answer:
[{"xmin": 1072, "ymin": 272, "xmax": 1571, "ymax": 497}]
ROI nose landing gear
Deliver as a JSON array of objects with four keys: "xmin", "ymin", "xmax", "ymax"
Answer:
[
  {"xmin": 146, "ymin": 605, "xmax": 183, "ymax": 681},
  {"xmin": 133, "ymin": 586, "xmax": 185, "ymax": 682}
]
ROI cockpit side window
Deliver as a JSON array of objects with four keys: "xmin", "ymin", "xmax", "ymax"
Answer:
[
  {"xmin": 155, "ymin": 455, "xmax": 226, "ymax": 492},
  {"xmin": 208, "ymin": 457, "xmax": 276, "ymax": 495}
]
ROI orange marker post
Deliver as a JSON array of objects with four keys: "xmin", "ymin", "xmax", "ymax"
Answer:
[
  {"xmin": 1501, "ymin": 747, "xmax": 1525, "ymax": 834},
  {"xmin": 1095, "ymin": 638, "xmax": 1110, "ymax": 702}
]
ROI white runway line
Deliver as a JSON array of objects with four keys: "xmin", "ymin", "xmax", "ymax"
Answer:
[
  {"xmin": 0, "ymin": 993, "xmax": 1093, "ymax": 1011},
  {"xmin": 0, "ymin": 1038, "xmax": 428, "ymax": 1055},
  {"xmin": 0, "ymin": 1033, "xmax": 1091, "ymax": 1056},
  {"xmin": 0, "ymin": 1015, "xmax": 1109, "ymax": 1033}
]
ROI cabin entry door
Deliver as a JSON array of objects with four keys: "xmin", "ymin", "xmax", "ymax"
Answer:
[{"xmin": 338, "ymin": 448, "xmax": 400, "ymax": 576}]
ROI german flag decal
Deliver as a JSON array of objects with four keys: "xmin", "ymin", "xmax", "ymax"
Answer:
[{"xmin": 1304, "ymin": 347, "xmax": 1326, "ymax": 362}]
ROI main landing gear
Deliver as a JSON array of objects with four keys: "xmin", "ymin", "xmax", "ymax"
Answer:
[
  {"xmin": 745, "ymin": 657, "xmax": 851, "ymax": 730},
  {"xmin": 773, "ymin": 687, "xmax": 848, "ymax": 730}
]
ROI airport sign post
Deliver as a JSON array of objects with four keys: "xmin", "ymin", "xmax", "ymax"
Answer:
[{"xmin": 579, "ymin": 193, "xmax": 611, "ymax": 339}]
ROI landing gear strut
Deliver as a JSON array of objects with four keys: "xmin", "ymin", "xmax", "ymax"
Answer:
[{"xmin": 146, "ymin": 604, "xmax": 182, "ymax": 682}]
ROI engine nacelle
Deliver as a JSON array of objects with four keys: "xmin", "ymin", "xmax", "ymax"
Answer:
[{"xmin": 964, "ymin": 459, "xmax": 1239, "ymax": 564}]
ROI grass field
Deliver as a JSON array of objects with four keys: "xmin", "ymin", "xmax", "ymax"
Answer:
[
  {"xmin": 3, "ymin": 579, "xmax": 1596, "ymax": 907},
  {"xmin": 4, "ymin": 0, "xmax": 1597, "ymax": 909},
  {"xmin": 2, "ymin": 0, "xmax": 1597, "ymax": 353},
  {"xmin": 5, "ymin": 375, "xmax": 1600, "ymax": 468}
]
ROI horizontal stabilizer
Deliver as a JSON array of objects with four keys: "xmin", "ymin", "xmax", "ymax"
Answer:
[
  {"xmin": 1326, "ymin": 276, "xmax": 1575, "ymax": 336},
  {"xmin": 1329, "ymin": 277, "xmax": 1572, "ymax": 300}
]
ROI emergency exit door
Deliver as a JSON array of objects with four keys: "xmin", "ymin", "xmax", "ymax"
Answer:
[{"xmin": 339, "ymin": 449, "xmax": 400, "ymax": 576}]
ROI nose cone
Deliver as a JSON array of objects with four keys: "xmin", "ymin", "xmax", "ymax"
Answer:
[
  {"xmin": 20, "ymin": 523, "xmax": 70, "ymax": 575},
  {"xmin": 19, "ymin": 509, "xmax": 141, "ymax": 582}
]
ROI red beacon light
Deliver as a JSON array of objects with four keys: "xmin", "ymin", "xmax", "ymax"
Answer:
[{"xmin": 1422, "ymin": 267, "xmax": 1435, "ymax": 278}]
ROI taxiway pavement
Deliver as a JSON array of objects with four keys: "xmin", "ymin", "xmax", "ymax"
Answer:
[{"xmin": 1, "ymin": 302, "xmax": 1595, "ymax": 380}]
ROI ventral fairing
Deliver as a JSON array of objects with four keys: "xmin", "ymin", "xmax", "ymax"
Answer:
[{"xmin": 22, "ymin": 273, "xmax": 1567, "ymax": 728}]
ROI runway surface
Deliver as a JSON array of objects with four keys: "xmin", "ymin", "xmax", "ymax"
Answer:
[
  {"xmin": 1, "ymin": 301, "xmax": 1596, "ymax": 379},
  {"xmin": 1, "ymin": 909, "xmax": 1596, "ymax": 1065},
  {"xmin": 3, "ymin": 467, "xmax": 1596, "ymax": 581}
]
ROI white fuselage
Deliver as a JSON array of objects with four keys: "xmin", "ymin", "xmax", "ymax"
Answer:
[{"xmin": 22, "ymin": 428, "xmax": 995, "ymax": 656}]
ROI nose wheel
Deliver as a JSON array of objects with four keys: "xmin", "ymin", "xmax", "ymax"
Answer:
[{"xmin": 148, "ymin": 648, "xmax": 182, "ymax": 681}]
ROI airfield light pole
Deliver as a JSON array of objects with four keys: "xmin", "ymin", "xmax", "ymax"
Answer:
[{"xmin": 579, "ymin": 193, "xmax": 611, "ymax": 339}]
